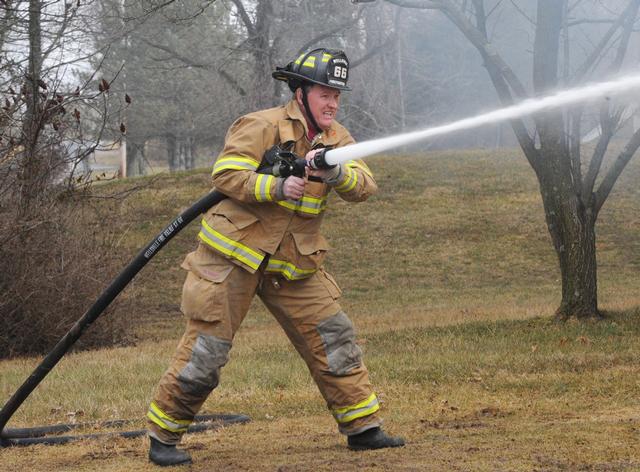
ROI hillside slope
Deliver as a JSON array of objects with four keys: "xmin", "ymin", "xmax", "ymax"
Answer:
[{"xmin": 1, "ymin": 148, "xmax": 639, "ymax": 471}]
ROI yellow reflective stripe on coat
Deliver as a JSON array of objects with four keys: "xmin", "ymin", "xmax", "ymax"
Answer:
[
  {"xmin": 212, "ymin": 156, "xmax": 259, "ymax": 175},
  {"xmin": 332, "ymin": 393, "xmax": 380, "ymax": 424},
  {"xmin": 198, "ymin": 219, "xmax": 264, "ymax": 270},
  {"xmin": 276, "ymin": 195, "xmax": 327, "ymax": 215},
  {"xmin": 322, "ymin": 53, "xmax": 332, "ymax": 62},
  {"xmin": 147, "ymin": 402, "xmax": 191, "ymax": 433},
  {"xmin": 335, "ymin": 166, "xmax": 357, "ymax": 193},
  {"xmin": 265, "ymin": 258, "xmax": 317, "ymax": 280},
  {"xmin": 346, "ymin": 160, "xmax": 373, "ymax": 178},
  {"xmin": 254, "ymin": 174, "xmax": 275, "ymax": 202}
]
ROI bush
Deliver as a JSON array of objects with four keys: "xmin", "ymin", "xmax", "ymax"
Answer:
[{"xmin": 0, "ymin": 191, "xmax": 134, "ymax": 359}]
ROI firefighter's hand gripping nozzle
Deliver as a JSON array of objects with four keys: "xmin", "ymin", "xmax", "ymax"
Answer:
[{"xmin": 307, "ymin": 147, "xmax": 336, "ymax": 171}]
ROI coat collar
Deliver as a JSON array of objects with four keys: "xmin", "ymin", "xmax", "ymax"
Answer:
[{"xmin": 281, "ymin": 99, "xmax": 342, "ymax": 147}]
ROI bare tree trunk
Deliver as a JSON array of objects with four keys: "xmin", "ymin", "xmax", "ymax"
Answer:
[
  {"xmin": 537, "ymin": 158, "xmax": 599, "ymax": 319},
  {"xmin": 167, "ymin": 133, "xmax": 177, "ymax": 172},
  {"xmin": 252, "ymin": 0, "xmax": 274, "ymax": 109},
  {"xmin": 126, "ymin": 140, "xmax": 145, "ymax": 176},
  {"xmin": 230, "ymin": 0, "xmax": 275, "ymax": 109},
  {"xmin": 185, "ymin": 136, "xmax": 195, "ymax": 170},
  {"xmin": 533, "ymin": 0, "xmax": 599, "ymax": 319},
  {"xmin": 177, "ymin": 138, "xmax": 186, "ymax": 170},
  {"xmin": 18, "ymin": 0, "xmax": 43, "ymax": 218}
]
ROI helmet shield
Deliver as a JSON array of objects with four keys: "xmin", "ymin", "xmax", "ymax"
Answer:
[{"xmin": 273, "ymin": 48, "xmax": 351, "ymax": 92}]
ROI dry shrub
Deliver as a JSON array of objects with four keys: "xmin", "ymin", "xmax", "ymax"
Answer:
[{"xmin": 0, "ymin": 189, "xmax": 134, "ymax": 359}]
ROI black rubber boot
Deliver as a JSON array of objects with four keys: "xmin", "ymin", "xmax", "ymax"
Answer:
[
  {"xmin": 148, "ymin": 436, "xmax": 192, "ymax": 467},
  {"xmin": 347, "ymin": 427, "xmax": 405, "ymax": 451}
]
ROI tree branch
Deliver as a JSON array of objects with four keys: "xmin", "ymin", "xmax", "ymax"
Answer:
[
  {"xmin": 609, "ymin": 0, "xmax": 640, "ymax": 73},
  {"xmin": 567, "ymin": 19, "xmax": 618, "ymax": 27},
  {"xmin": 508, "ymin": 0, "xmax": 535, "ymax": 26},
  {"xmin": 582, "ymin": 105, "xmax": 618, "ymax": 202},
  {"xmin": 573, "ymin": 0, "xmax": 638, "ymax": 83},
  {"xmin": 594, "ymin": 126, "xmax": 640, "ymax": 215},
  {"xmin": 296, "ymin": 10, "xmax": 364, "ymax": 56},
  {"xmin": 139, "ymin": 37, "xmax": 247, "ymax": 96},
  {"xmin": 582, "ymin": 0, "xmax": 640, "ymax": 204},
  {"xmin": 228, "ymin": 0, "xmax": 256, "ymax": 38},
  {"xmin": 384, "ymin": 0, "xmax": 538, "ymax": 166},
  {"xmin": 383, "ymin": 0, "xmax": 442, "ymax": 8}
]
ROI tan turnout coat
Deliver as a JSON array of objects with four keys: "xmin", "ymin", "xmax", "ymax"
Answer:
[{"xmin": 186, "ymin": 99, "xmax": 377, "ymax": 281}]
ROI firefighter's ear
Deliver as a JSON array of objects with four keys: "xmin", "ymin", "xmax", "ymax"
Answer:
[{"xmin": 295, "ymin": 88, "xmax": 303, "ymax": 107}]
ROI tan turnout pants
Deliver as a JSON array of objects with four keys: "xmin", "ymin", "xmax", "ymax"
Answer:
[{"xmin": 147, "ymin": 244, "xmax": 381, "ymax": 444}]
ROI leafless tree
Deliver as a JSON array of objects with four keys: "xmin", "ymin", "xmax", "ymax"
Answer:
[
  {"xmin": 383, "ymin": 0, "xmax": 640, "ymax": 319},
  {"xmin": 0, "ymin": 0, "xmax": 133, "ymax": 356}
]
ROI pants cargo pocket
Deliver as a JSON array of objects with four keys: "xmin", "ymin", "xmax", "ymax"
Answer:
[{"xmin": 180, "ymin": 266, "xmax": 233, "ymax": 322}]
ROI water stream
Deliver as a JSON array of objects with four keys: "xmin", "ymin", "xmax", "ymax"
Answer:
[{"xmin": 324, "ymin": 73, "xmax": 640, "ymax": 165}]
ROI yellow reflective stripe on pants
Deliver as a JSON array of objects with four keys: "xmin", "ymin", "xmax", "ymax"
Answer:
[
  {"xmin": 147, "ymin": 401, "xmax": 191, "ymax": 433},
  {"xmin": 332, "ymin": 393, "xmax": 380, "ymax": 424},
  {"xmin": 254, "ymin": 174, "xmax": 275, "ymax": 202},
  {"xmin": 198, "ymin": 218, "xmax": 265, "ymax": 270},
  {"xmin": 212, "ymin": 156, "xmax": 259, "ymax": 175},
  {"xmin": 265, "ymin": 258, "xmax": 317, "ymax": 280}
]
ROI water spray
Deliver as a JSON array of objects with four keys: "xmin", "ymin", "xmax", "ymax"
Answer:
[{"xmin": 313, "ymin": 73, "xmax": 640, "ymax": 167}]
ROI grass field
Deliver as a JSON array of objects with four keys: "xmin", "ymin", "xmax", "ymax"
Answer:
[{"xmin": 1, "ymin": 148, "xmax": 639, "ymax": 471}]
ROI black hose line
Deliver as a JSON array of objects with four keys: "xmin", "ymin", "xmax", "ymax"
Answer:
[
  {"xmin": 2, "ymin": 414, "xmax": 251, "ymax": 447},
  {"xmin": 0, "ymin": 190, "xmax": 229, "ymax": 447}
]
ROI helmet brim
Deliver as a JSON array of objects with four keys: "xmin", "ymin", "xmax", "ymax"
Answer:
[{"xmin": 272, "ymin": 70, "xmax": 351, "ymax": 91}]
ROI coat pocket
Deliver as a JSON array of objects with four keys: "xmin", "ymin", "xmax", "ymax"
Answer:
[
  {"xmin": 292, "ymin": 232, "xmax": 330, "ymax": 271},
  {"xmin": 206, "ymin": 206, "xmax": 259, "ymax": 234}
]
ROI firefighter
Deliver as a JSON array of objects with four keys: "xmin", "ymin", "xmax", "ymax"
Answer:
[{"xmin": 146, "ymin": 47, "xmax": 405, "ymax": 467}]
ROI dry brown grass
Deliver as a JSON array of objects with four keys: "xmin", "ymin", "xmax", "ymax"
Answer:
[{"xmin": 1, "ymin": 147, "xmax": 640, "ymax": 471}]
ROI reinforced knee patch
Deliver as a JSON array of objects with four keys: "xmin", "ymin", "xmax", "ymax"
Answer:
[
  {"xmin": 316, "ymin": 311, "xmax": 362, "ymax": 376},
  {"xmin": 178, "ymin": 334, "xmax": 231, "ymax": 396}
]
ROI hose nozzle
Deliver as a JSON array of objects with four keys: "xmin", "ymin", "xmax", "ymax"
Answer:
[{"xmin": 308, "ymin": 148, "xmax": 336, "ymax": 170}]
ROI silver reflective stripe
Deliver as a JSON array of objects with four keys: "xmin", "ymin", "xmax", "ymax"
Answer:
[
  {"xmin": 199, "ymin": 219, "xmax": 264, "ymax": 270},
  {"xmin": 297, "ymin": 195, "xmax": 326, "ymax": 214},
  {"xmin": 276, "ymin": 195, "xmax": 327, "ymax": 215},
  {"xmin": 255, "ymin": 174, "xmax": 274, "ymax": 202},
  {"xmin": 335, "ymin": 166, "xmax": 357, "ymax": 192}
]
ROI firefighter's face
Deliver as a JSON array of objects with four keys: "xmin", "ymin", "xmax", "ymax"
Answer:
[{"xmin": 297, "ymin": 84, "xmax": 341, "ymax": 131}]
